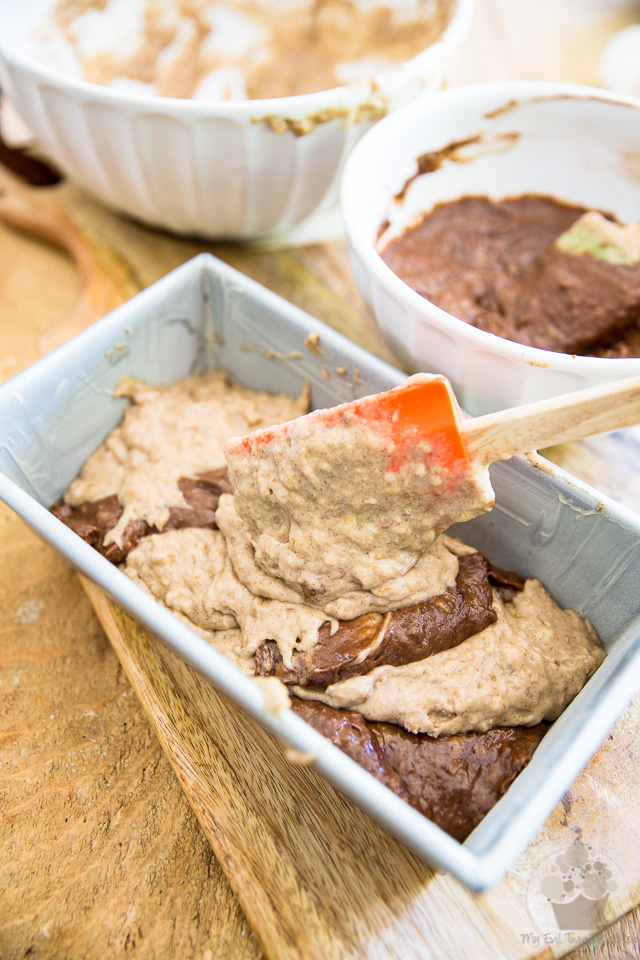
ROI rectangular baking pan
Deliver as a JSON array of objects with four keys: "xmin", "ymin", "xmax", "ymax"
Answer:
[{"xmin": 2, "ymin": 252, "xmax": 640, "ymax": 890}]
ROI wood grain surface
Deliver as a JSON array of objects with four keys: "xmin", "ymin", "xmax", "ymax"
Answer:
[
  {"xmin": 79, "ymin": 579, "xmax": 640, "ymax": 960},
  {"xmin": 2, "ymin": 1, "xmax": 640, "ymax": 958}
]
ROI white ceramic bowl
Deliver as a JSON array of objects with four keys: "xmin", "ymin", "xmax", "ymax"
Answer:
[
  {"xmin": 341, "ymin": 81, "xmax": 640, "ymax": 413},
  {"xmin": 0, "ymin": 0, "xmax": 473, "ymax": 242}
]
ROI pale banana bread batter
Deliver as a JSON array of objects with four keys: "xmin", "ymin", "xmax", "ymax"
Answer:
[{"xmin": 56, "ymin": 371, "xmax": 604, "ymax": 738}]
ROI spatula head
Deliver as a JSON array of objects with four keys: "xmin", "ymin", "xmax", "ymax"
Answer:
[
  {"xmin": 227, "ymin": 375, "xmax": 470, "ymax": 471},
  {"xmin": 555, "ymin": 210, "xmax": 640, "ymax": 265},
  {"xmin": 223, "ymin": 375, "xmax": 492, "ymax": 603}
]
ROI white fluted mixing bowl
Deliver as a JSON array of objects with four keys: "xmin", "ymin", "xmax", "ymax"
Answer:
[{"xmin": 0, "ymin": 0, "xmax": 473, "ymax": 242}]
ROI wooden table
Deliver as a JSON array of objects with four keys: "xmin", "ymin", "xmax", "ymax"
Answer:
[{"xmin": 2, "ymin": 1, "xmax": 640, "ymax": 957}]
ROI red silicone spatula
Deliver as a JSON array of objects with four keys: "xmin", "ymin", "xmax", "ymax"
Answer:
[
  {"xmin": 227, "ymin": 373, "xmax": 640, "ymax": 472},
  {"xmin": 224, "ymin": 373, "xmax": 640, "ymax": 589}
]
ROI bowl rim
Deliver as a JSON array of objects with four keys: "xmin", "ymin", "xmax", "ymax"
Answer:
[
  {"xmin": 340, "ymin": 79, "xmax": 640, "ymax": 372},
  {"xmin": 0, "ymin": 0, "xmax": 474, "ymax": 117}
]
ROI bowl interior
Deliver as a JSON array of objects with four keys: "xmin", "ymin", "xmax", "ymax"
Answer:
[
  {"xmin": 1, "ymin": 0, "xmax": 459, "ymax": 101},
  {"xmin": 341, "ymin": 84, "xmax": 640, "ymax": 410},
  {"xmin": 367, "ymin": 91, "xmax": 640, "ymax": 246}
]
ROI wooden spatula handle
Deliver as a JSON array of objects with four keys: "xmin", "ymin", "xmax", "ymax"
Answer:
[{"xmin": 462, "ymin": 376, "xmax": 640, "ymax": 464}]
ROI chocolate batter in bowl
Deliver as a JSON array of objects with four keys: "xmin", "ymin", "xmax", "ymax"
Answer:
[
  {"xmin": 341, "ymin": 81, "xmax": 640, "ymax": 412},
  {"xmin": 380, "ymin": 194, "xmax": 640, "ymax": 357}
]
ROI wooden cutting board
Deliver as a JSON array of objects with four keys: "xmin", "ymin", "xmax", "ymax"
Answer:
[
  {"xmin": 80, "ymin": 579, "xmax": 640, "ymax": 960},
  {"xmin": 3, "ymin": 158, "xmax": 640, "ymax": 960},
  {"xmin": 3, "ymin": 1, "xmax": 640, "ymax": 957}
]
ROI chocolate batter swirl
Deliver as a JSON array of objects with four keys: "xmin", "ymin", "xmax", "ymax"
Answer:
[
  {"xmin": 255, "ymin": 553, "xmax": 522, "ymax": 684},
  {"xmin": 51, "ymin": 470, "xmax": 232, "ymax": 564},
  {"xmin": 292, "ymin": 699, "xmax": 547, "ymax": 841}
]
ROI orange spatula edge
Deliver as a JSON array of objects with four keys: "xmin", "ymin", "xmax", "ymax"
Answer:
[{"xmin": 227, "ymin": 374, "xmax": 640, "ymax": 474}]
